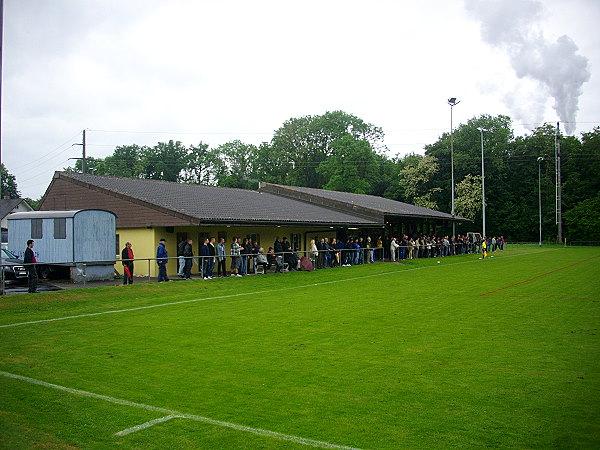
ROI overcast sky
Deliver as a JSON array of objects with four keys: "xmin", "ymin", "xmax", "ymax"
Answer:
[{"xmin": 2, "ymin": 0, "xmax": 599, "ymax": 199}]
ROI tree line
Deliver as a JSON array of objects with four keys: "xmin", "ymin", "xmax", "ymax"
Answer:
[{"xmin": 3, "ymin": 110, "xmax": 599, "ymax": 241}]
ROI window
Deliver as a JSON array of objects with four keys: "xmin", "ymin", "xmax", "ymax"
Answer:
[
  {"xmin": 291, "ymin": 233, "xmax": 300, "ymax": 251},
  {"xmin": 31, "ymin": 219, "xmax": 43, "ymax": 239},
  {"xmin": 54, "ymin": 218, "xmax": 66, "ymax": 239}
]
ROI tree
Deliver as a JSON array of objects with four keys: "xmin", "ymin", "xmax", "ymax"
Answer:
[
  {"xmin": 63, "ymin": 156, "xmax": 106, "ymax": 175},
  {"xmin": 211, "ymin": 140, "xmax": 258, "ymax": 189},
  {"xmin": 102, "ymin": 145, "xmax": 144, "ymax": 178},
  {"xmin": 454, "ymin": 174, "xmax": 482, "ymax": 220},
  {"xmin": 181, "ymin": 142, "xmax": 221, "ymax": 185},
  {"xmin": 562, "ymin": 127, "xmax": 600, "ymax": 212},
  {"xmin": 563, "ymin": 194, "xmax": 600, "ymax": 241},
  {"xmin": 271, "ymin": 111, "xmax": 385, "ymax": 188},
  {"xmin": 395, "ymin": 154, "xmax": 441, "ymax": 209},
  {"xmin": 24, "ymin": 196, "xmax": 42, "ymax": 210},
  {"xmin": 316, "ymin": 135, "xmax": 379, "ymax": 194},
  {"xmin": 139, "ymin": 141, "xmax": 188, "ymax": 182},
  {"xmin": 424, "ymin": 114, "xmax": 514, "ymax": 235},
  {"xmin": 0, "ymin": 164, "xmax": 20, "ymax": 198}
]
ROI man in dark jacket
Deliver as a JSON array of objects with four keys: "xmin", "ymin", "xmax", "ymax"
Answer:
[
  {"xmin": 207, "ymin": 237, "xmax": 216, "ymax": 278},
  {"xmin": 23, "ymin": 239, "xmax": 38, "ymax": 293},
  {"xmin": 200, "ymin": 238, "xmax": 210, "ymax": 279},
  {"xmin": 183, "ymin": 238, "xmax": 194, "ymax": 280},
  {"xmin": 281, "ymin": 237, "xmax": 292, "ymax": 270},
  {"xmin": 273, "ymin": 237, "xmax": 283, "ymax": 273},
  {"xmin": 156, "ymin": 238, "xmax": 169, "ymax": 282}
]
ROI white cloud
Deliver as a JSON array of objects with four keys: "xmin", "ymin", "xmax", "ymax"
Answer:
[{"xmin": 2, "ymin": 0, "xmax": 599, "ymax": 198}]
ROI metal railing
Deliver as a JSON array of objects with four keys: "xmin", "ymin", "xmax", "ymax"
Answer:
[{"xmin": 1, "ymin": 242, "xmax": 507, "ymax": 293}]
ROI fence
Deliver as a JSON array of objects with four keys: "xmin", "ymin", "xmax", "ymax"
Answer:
[{"xmin": 1, "ymin": 240, "xmax": 508, "ymax": 293}]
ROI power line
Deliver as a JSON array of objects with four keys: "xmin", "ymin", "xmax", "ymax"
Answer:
[
  {"xmin": 88, "ymin": 129, "xmax": 273, "ymax": 135},
  {"xmin": 10, "ymin": 131, "xmax": 82, "ymax": 171}
]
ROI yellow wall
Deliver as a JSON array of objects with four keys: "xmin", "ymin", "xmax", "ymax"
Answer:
[
  {"xmin": 117, "ymin": 225, "xmax": 345, "ymax": 278},
  {"xmin": 116, "ymin": 228, "xmax": 158, "ymax": 278}
]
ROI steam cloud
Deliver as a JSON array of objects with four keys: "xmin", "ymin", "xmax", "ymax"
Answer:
[{"xmin": 465, "ymin": 0, "xmax": 590, "ymax": 134}]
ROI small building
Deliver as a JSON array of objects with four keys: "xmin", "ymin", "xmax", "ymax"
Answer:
[
  {"xmin": 37, "ymin": 171, "xmax": 469, "ymax": 278},
  {"xmin": 1, "ymin": 198, "xmax": 33, "ymax": 243},
  {"xmin": 7, "ymin": 209, "xmax": 116, "ymax": 281}
]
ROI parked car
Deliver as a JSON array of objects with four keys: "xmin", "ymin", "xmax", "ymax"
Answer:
[{"xmin": 1, "ymin": 248, "xmax": 28, "ymax": 284}]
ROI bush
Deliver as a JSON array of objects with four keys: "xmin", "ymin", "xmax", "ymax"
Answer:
[{"xmin": 564, "ymin": 194, "xmax": 600, "ymax": 241}]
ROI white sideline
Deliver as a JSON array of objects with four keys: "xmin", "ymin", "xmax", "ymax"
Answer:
[
  {"xmin": 0, "ymin": 370, "xmax": 361, "ymax": 449},
  {"xmin": 115, "ymin": 414, "xmax": 180, "ymax": 436},
  {"xmin": 0, "ymin": 249, "xmax": 551, "ymax": 329}
]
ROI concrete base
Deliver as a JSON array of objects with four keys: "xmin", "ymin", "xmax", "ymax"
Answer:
[{"xmin": 71, "ymin": 264, "xmax": 115, "ymax": 282}]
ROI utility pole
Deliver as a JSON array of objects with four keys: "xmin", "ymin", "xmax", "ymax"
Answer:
[
  {"xmin": 555, "ymin": 122, "xmax": 563, "ymax": 244},
  {"xmin": 73, "ymin": 129, "xmax": 87, "ymax": 173},
  {"xmin": 82, "ymin": 129, "xmax": 87, "ymax": 174}
]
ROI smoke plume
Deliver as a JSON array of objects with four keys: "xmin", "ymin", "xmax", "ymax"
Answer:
[{"xmin": 465, "ymin": 0, "xmax": 590, "ymax": 134}]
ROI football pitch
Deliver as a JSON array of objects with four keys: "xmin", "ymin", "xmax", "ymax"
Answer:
[{"xmin": 1, "ymin": 245, "xmax": 599, "ymax": 449}]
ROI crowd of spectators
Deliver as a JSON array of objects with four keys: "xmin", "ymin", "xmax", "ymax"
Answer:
[
  {"xmin": 388, "ymin": 234, "xmax": 505, "ymax": 260},
  {"xmin": 167, "ymin": 233, "xmax": 505, "ymax": 279}
]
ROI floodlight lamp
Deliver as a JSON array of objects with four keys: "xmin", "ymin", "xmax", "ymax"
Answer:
[
  {"xmin": 448, "ymin": 98, "xmax": 459, "ymax": 106},
  {"xmin": 537, "ymin": 156, "xmax": 544, "ymax": 161}
]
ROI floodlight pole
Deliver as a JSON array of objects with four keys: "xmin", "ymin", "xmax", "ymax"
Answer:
[
  {"xmin": 478, "ymin": 127, "xmax": 488, "ymax": 239},
  {"xmin": 538, "ymin": 157, "xmax": 544, "ymax": 247},
  {"xmin": 0, "ymin": 0, "xmax": 4, "ymax": 296},
  {"xmin": 448, "ymin": 98, "xmax": 460, "ymax": 238}
]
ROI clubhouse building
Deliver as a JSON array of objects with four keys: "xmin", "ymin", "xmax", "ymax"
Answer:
[{"xmin": 38, "ymin": 171, "xmax": 468, "ymax": 277}]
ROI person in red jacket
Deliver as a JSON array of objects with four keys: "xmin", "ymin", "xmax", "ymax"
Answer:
[{"xmin": 121, "ymin": 242, "xmax": 134, "ymax": 284}]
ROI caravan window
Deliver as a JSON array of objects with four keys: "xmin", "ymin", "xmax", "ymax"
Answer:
[
  {"xmin": 54, "ymin": 218, "xmax": 66, "ymax": 239},
  {"xmin": 31, "ymin": 219, "xmax": 43, "ymax": 239}
]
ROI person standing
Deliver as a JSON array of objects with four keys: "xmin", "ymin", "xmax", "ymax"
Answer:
[
  {"xmin": 216, "ymin": 237, "xmax": 227, "ymax": 277},
  {"xmin": 177, "ymin": 238, "xmax": 186, "ymax": 278},
  {"xmin": 281, "ymin": 237, "xmax": 292, "ymax": 269},
  {"xmin": 156, "ymin": 238, "xmax": 169, "ymax": 282},
  {"xmin": 23, "ymin": 239, "xmax": 38, "ymax": 293},
  {"xmin": 183, "ymin": 238, "xmax": 194, "ymax": 279},
  {"xmin": 251, "ymin": 240, "xmax": 260, "ymax": 274},
  {"xmin": 200, "ymin": 238, "xmax": 210, "ymax": 279},
  {"xmin": 230, "ymin": 236, "xmax": 242, "ymax": 277},
  {"xmin": 239, "ymin": 237, "xmax": 250, "ymax": 276},
  {"xmin": 122, "ymin": 241, "xmax": 134, "ymax": 285},
  {"xmin": 390, "ymin": 237, "xmax": 399, "ymax": 262},
  {"xmin": 273, "ymin": 236, "xmax": 283, "ymax": 273},
  {"xmin": 207, "ymin": 237, "xmax": 216, "ymax": 278}
]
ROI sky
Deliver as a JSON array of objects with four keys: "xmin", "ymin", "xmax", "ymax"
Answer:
[{"xmin": 2, "ymin": 0, "xmax": 599, "ymax": 200}]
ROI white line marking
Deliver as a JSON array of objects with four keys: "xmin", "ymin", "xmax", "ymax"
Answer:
[
  {"xmin": 115, "ymin": 414, "xmax": 180, "ymax": 436},
  {"xmin": 0, "ymin": 249, "xmax": 554, "ymax": 329},
  {"xmin": 0, "ymin": 371, "xmax": 361, "ymax": 449}
]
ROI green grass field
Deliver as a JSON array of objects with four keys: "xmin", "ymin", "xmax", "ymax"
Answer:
[{"xmin": 1, "ymin": 246, "xmax": 599, "ymax": 449}]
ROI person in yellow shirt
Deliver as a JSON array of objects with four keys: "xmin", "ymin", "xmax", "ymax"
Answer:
[{"xmin": 481, "ymin": 237, "xmax": 488, "ymax": 259}]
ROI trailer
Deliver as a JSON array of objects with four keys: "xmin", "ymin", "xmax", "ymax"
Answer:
[{"xmin": 7, "ymin": 209, "xmax": 116, "ymax": 282}]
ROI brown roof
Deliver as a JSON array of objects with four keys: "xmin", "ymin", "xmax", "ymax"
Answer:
[
  {"xmin": 45, "ymin": 172, "xmax": 379, "ymax": 227},
  {"xmin": 0, "ymin": 198, "xmax": 31, "ymax": 220},
  {"xmin": 259, "ymin": 183, "xmax": 469, "ymax": 222}
]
